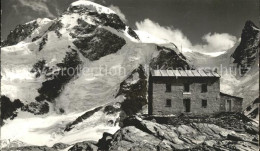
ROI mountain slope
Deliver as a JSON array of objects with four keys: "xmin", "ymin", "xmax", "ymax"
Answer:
[
  {"xmin": 1, "ymin": 0, "xmax": 258, "ymax": 149},
  {"xmin": 1, "ymin": 0, "xmax": 190, "ymax": 147},
  {"xmin": 221, "ymin": 21, "xmax": 259, "ymax": 108},
  {"xmin": 232, "ymin": 21, "xmax": 259, "ymax": 75},
  {"xmin": 182, "ymin": 21, "xmax": 259, "ymax": 109}
]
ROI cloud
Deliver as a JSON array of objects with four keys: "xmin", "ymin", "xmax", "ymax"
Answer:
[
  {"xmin": 136, "ymin": 19, "xmax": 191, "ymax": 48},
  {"xmin": 16, "ymin": 0, "xmax": 55, "ymax": 18},
  {"xmin": 194, "ymin": 33, "xmax": 237, "ymax": 52},
  {"xmin": 135, "ymin": 19, "xmax": 237, "ymax": 53},
  {"xmin": 88, "ymin": 0, "xmax": 106, "ymax": 4},
  {"xmin": 109, "ymin": 5, "xmax": 127, "ymax": 22}
]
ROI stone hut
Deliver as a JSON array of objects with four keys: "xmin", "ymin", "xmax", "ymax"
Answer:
[
  {"xmin": 148, "ymin": 70, "xmax": 243, "ymax": 115},
  {"xmin": 219, "ymin": 92, "xmax": 243, "ymax": 112}
]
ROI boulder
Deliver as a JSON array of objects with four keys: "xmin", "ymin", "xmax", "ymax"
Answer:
[
  {"xmin": 109, "ymin": 126, "xmax": 161, "ymax": 150},
  {"xmin": 52, "ymin": 142, "xmax": 70, "ymax": 150},
  {"xmin": 97, "ymin": 132, "xmax": 113, "ymax": 150},
  {"xmin": 68, "ymin": 141, "xmax": 98, "ymax": 151}
]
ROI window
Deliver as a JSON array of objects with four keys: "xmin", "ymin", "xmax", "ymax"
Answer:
[
  {"xmin": 201, "ymin": 84, "xmax": 207, "ymax": 92},
  {"xmin": 166, "ymin": 99, "xmax": 171, "ymax": 107},
  {"xmin": 184, "ymin": 84, "xmax": 190, "ymax": 92},
  {"xmin": 202, "ymin": 99, "xmax": 207, "ymax": 108},
  {"xmin": 166, "ymin": 83, "xmax": 171, "ymax": 92}
]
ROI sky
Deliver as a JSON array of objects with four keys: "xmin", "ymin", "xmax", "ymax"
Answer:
[{"xmin": 1, "ymin": 0, "xmax": 259, "ymax": 53}]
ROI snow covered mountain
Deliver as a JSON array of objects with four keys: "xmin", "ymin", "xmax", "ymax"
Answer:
[
  {"xmin": 232, "ymin": 21, "xmax": 259, "ymax": 75},
  {"xmin": 1, "ymin": 0, "xmax": 258, "ymax": 149},
  {"xmin": 1, "ymin": 0, "xmax": 190, "ymax": 147},
  {"xmin": 183, "ymin": 21, "xmax": 259, "ymax": 109}
]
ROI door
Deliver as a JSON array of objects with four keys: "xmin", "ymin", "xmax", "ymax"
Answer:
[
  {"xmin": 227, "ymin": 100, "xmax": 232, "ymax": 112},
  {"xmin": 183, "ymin": 99, "xmax": 191, "ymax": 112}
]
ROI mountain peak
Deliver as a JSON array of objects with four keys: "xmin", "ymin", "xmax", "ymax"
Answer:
[
  {"xmin": 244, "ymin": 20, "xmax": 260, "ymax": 33},
  {"xmin": 231, "ymin": 20, "xmax": 259, "ymax": 75},
  {"xmin": 245, "ymin": 20, "xmax": 259, "ymax": 29},
  {"xmin": 68, "ymin": 0, "xmax": 115, "ymax": 14}
]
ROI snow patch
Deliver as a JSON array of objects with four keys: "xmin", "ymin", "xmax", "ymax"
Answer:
[
  {"xmin": 182, "ymin": 47, "xmax": 193, "ymax": 53},
  {"xmin": 201, "ymin": 51, "xmax": 227, "ymax": 57},
  {"xmin": 135, "ymin": 30, "xmax": 167, "ymax": 44},
  {"xmin": 70, "ymin": 0, "xmax": 115, "ymax": 14},
  {"xmin": 60, "ymin": 14, "xmax": 80, "ymax": 31},
  {"xmin": 123, "ymin": 26, "xmax": 139, "ymax": 42},
  {"xmin": 252, "ymin": 26, "xmax": 260, "ymax": 31},
  {"xmin": 1, "ymin": 109, "xmax": 120, "ymax": 147}
]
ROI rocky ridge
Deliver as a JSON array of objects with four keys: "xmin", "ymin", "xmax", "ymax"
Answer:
[
  {"xmin": 232, "ymin": 21, "xmax": 259, "ymax": 75},
  {"xmin": 3, "ymin": 113, "xmax": 258, "ymax": 151}
]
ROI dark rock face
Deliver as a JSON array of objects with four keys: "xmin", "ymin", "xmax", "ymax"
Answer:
[
  {"xmin": 48, "ymin": 20, "xmax": 63, "ymax": 31},
  {"xmin": 30, "ymin": 60, "xmax": 47, "ymax": 78},
  {"xmin": 39, "ymin": 34, "xmax": 48, "ymax": 51},
  {"xmin": 71, "ymin": 9, "xmax": 127, "ymax": 62},
  {"xmin": 21, "ymin": 102, "xmax": 49, "ymax": 115},
  {"xmin": 116, "ymin": 65, "xmax": 147, "ymax": 116},
  {"xmin": 48, "ymin": 20, "xmax": 63, "ymax": 38},
  {"xmin": 103, "ymin": 105, "xmax": 121, "ymax": 115},
  {"xmin": 253, "ymin": 97, "xmax": 260, "ymax": 104},
  {"xmin": 73, "ymin": 28, "xmax": 126, "ymax": 61},
  {"xmin": 150, "ymin": 46, "xmax": 191, "ymax": 70},
  {"xmin": 97, "ymin": 132, "xmax": 113, "ymax": 150},
  {"xmin": 52, "ymin": 143, "xmax": 70, "ymax": 150},
  {"xmin": 65, "ymin": 106, "xmax": 103, "ymax": 131},
  {"xmin": 32, "ymin": 36, "xmax": 42, "ymax": 42},
  {"xmin": 127, "ymin": 27, "xmax": 139, "ymax": 40},
  {"xmin": 248, "ymin": 108, "xmax": 259, "ymax": 119},
  {"xmin": 36, "ymin": 49, "xmax": 82, "ymax": 103},
  {"xmin": 95, "ymin": 13, "xmax": 126, "ymax": 31},
  {"xmin": 2, "ymin": 21, "xmax": 39, "ymax": 47},
  {"xmin": 68, "ymin": 141, "xmax": 98, "ymax": 151},
  {"xmin": 245, "ymin": 97, "xmax": 259, "ymax": 121},
  {"xmin": 30, "ymin": 59, "xmax": 61, "ymax": 79},
  {"xmin": 67, "ymin": 5, "xmax": 91, "ymax": 14},
  {"xmin": 67, "ymin": 4, "xmax": 139, "ymax": 39},
  {"xmin": 72, "ymin": 18, "xmax": 97, "ymax": 37},
  {"xmin": 0, "ymin": 95, "xmax": 24, "ymax": 125},
  {"xmin": 68, "ymin": 5, "xmax": 125, "ymax": 31},
  {"xmin": 232, "ymin": 21, "xmax": 259, "ymax": 75}
]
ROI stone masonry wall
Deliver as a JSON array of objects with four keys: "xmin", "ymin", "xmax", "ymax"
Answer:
[
  {"xmin": 150, "ymin": 77, "xmax": 220, "ymax": 115},
  {"xmin": 220, "ymin": 95, "xmax": 243, "ymax": 112}
]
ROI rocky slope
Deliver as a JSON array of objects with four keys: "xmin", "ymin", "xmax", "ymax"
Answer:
[
  {"xmin": 232, "ymin": 21, "xmax": 259, "ymax": 75},
  {"xmin": 244, "ymin": 98, "xmax": 259, "ymax": 122},
  {"xmin": 106, "ymin": 114, "xmax": 258, "ymax": 151},
  {"xmin": 3, "ymin": 113, "xmax": 258, "ymax": 151}
]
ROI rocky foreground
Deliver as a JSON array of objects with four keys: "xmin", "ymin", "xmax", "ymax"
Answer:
[{"xmin": 3, "ymin": 112, "xmax": 259, "ymax": 151}]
